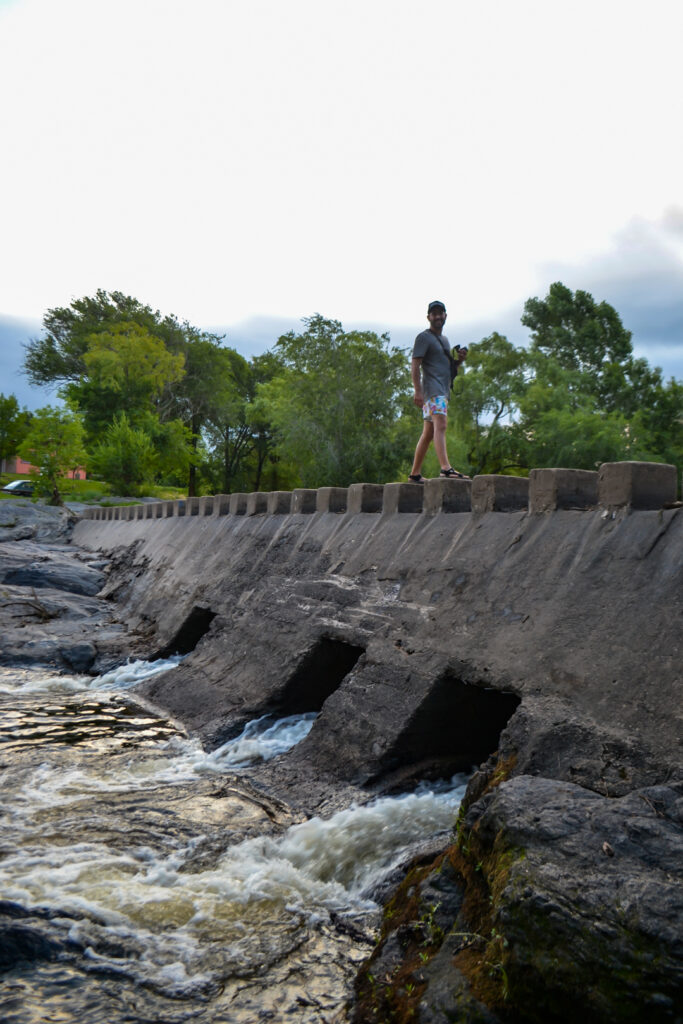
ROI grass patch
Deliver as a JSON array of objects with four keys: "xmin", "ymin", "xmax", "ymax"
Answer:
[{"xmin": 0, "ymin": 474, "xmax": 186, "ymax": 504}]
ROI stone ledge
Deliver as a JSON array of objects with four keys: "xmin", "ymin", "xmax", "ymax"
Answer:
[
  {"xmin": 316, "ymin": 487, "xmax": 348, "ymax": 513},
  {"xmin": 529, "ymin": 468, "xmax": 598, "ymax": 512},
  {"xmin": 83, "ymin": 460, "xmax": 682, "ymax": 523},
  {"xmin": 267, "ymin": 491, "xmax": 293, "ymax": 514},
  {"xmin": 423, "ymin": 477, "xmax": 472, "ymax": 514},
  {"xmin": 291, "ymin": 488, "xmax": 318, "ymax": 514},
  {"xmin": 472, "ymin": 475, "xmax": 529, "ymax": 513},
  {"xmin": 246, "ymin": 492, "xmax": 268, "ymax": 516},
  {"xmin": 598, "ymin": 461, "xmax": 678, "ymax": 509},
  {"xmin": 347, "ymin": 483, "xmax": 384, "ymax": 514},
  {"xmin": 229, "ymin": 493, "xmax": 248, "ymax": 516},
  {"xmin": 211, "ymin": 494, "xmax": 231, "ymax": 516},
  {"xmin": 382, "ymin": 482, "xmax": 424, "ymax": 515}
]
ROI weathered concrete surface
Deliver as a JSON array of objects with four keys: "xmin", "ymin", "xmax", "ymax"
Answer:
[
  {"xmin": 73, "ymin": 506, "xmax": 681, "ymax": 785},
  {"xmin": 70, "ymin": 504, "xmax": 683, "ymax": 1021}
]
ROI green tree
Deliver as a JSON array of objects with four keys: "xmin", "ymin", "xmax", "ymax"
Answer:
[
  {"xmin": 451, "ymin": 333, "xmax": 529, "ymax": 475},
  {"xmin": 519, "ymin": 282, "xmax": 682, "ymax": 469},
  {"xmin": 24, "ymin": 291, "xmax": 224, "ymax": 492},
  {"xmin": 0, "ymin": 393, "xmax": 32, "ymax": 473},
  {"xmin": 256, "ymin": 315, "xmax": 411, "ymax": 487},
  {"xmin": 62, "ymin": 322, "xmax": 186, "ymax": 442},
  {"xmin": 522, "ymin": 281, "xmax": 645, "ymax": 414},
  {"xmin": 89, "ymin": 413, "xmax": 159, "ymax": 496},
  {"xmin": 162, "ymin": 338, "xmax": 245, "ymax": 496},
  {"xmin": 18, "ymin": 406, "xmax": 87, "ymax": 505},
  {"xmin": 23, "ymin": 290, "xmax": 190, "ymax": 388}
]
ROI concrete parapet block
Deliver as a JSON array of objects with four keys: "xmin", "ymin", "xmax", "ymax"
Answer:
[
  {"xmin": 529, "ymin": 468, "xmax": 599, "ymax": 512},
  {"xmin": 472, "ymin": 474, "xmax": 529, "ymax": 513},
  {"xmin": 246, "ymin": 492, "xmax": 268, "ymax": 515},
  {"xmin": 185, "ymin": 497, "xmax": 200, "ymax": 516},
  {"xmin": 423, "ymin": 477, "xmax": 472, "ymax": 514},
  {"xmin": 229, "ymin": 493, "xmax": 248, "ymax": 516},
  {"xmin": 212, "ymin": 494, "xmax": 231, "ymax": 516},
  {"xmin": 198, "ymin": 496, "xmax": 213, "ymax": 515},
  {"xmin": 267, "ymin": 491, "xmax": 293, "ymax": 514},
  {"xmin": 161, "ymin": 501, "xmax": 175, "ymax": 517},
  {"xmin": 153, "ymin": 502, "xmax": 164, "ymax": 518},
  {"xmin": 347, "ymin": 483, "xmax": 384, "ymax": 514},
  {"xmin": 113, "ymin": 507, "xmax": 121, "ymax": 521},
  {"xmin": 382, "ymin": 482, "xmax": 424, "ymax": 515},
  {"xmin": 598, "ymin": 461, "xmax": 678, "ymax": 509},
  {"xmin": 144, "ymin": 503, "xmax": 156, "ymax": 519},
  {"xmin": 174, "ymin": 500, "xmax": 186, "ymax": 517},
  {"xmin": 316, "ymin": 487, "xmax": 348, "ymax": 513},
  {"xmin": 135, "ymin": 505, "xmax": 146, "ymax": 520},
  {"xmin": 291, "ymin": 488, "xmax": 318, "ymax": 514}
]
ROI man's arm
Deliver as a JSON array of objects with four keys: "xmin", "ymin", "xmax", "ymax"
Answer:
[{"xmin": 411, "ymin": 357, "xmax": 424, "ymax": 407}]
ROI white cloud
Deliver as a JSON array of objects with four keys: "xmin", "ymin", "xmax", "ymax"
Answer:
[{"xmin": 0, "ymin": 0, "xmax": 682, "ymax": 334}]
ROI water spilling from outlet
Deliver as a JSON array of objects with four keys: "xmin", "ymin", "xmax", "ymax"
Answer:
[{"xmin": 0, "ymin": 660, "xmax": 467, "ymax": 1023}]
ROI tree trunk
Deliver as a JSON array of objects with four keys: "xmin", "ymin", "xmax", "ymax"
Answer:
[{"xmin": 187, "ymin": 414, "xmax": 199, "ymax": 497}]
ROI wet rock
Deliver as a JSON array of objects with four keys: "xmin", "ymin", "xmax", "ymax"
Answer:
[
  {"xmin": 0, "ymin": 500, "xmax": 77, "ymax": 544},
  {"xmin": 60, "ymin": 640, "xmax": 98, "ymax": 672},
  {"xmin": 0, "ymin": 922, "xmax": 60, "ymax": 969},
  {"xmin": 0, "ymin": 537, "xmax": 150, "ymax": 673},
  {"xmin": 450, "ymin": 776, "xmax": 683, "ymax": 1022},
  {"xmin": 1, "ymin": 561, "xmax": 105, "ymax": 596}
]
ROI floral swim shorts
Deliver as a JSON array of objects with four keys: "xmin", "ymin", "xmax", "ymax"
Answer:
[{"xmin": 422, "ymin": 395, "xmax": 448, "ymax": 420}]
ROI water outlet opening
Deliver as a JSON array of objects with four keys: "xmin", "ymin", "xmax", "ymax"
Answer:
[
  {"xmin": 153, "ymin": 605, "xmax": 217, "ymax": 658},
  {"xmin": 273, "ymin": 637, "xmax": 365, "ymax": 716},
  {"xmin": 377, "ymin": 672, "xmax": 521, "ymax": 784}
]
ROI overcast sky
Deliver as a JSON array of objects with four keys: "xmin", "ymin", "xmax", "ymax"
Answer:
[{"xmin": 1, "ymin": 0, "xmax": 682, "ymax": 407}]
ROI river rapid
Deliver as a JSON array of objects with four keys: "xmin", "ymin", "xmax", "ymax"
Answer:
[{"xmin": 0, "ymin": 659, "xmax": 467, "ymax": 1023}]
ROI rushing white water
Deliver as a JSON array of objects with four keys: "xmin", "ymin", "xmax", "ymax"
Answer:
[{"xmin": 0, "ymin": 658, "xmax": 467, "ymax": 1023}]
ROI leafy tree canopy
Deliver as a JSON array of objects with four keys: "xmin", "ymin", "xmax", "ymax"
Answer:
[
  {"xmin": 452, "ymin": 283, "xmax": 682, "ymax": 475},
  {"xmin": 17, "ymin": 406, "xmax": 86, "ymax": 505},
  {"xmin": 256, "ymin": 315, "xmax": 411, "ymax": 487},
  {"xmin": 89, "ymin": 413, "xmax": 160, "ymax": 496},
  {"xmin": 0, "ymin": 393, "xmax": 32, "ymax": 467},
  {"xmin": 521, "ymin": 281, "xmax": 664, "ymax": 416}
]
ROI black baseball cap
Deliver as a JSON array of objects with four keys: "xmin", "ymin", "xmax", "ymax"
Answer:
[{"xmin": 428, "ymin": 300, "xmax": 446, "ymax": 313}]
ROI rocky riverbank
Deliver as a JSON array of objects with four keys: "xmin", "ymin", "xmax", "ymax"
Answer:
[{"xmin": 0, "ymin": 500, "xmax": 152, "ymax": 673}]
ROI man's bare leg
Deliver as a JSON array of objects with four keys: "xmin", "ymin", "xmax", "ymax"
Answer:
[
  {"xmin": 432, "ymin": 413, "xmax": 450, "ymax": 470},
  {"xmin": 410, "ymin": 419, "xmax": 434, "ymax": 477}
]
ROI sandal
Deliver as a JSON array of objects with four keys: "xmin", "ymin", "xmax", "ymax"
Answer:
[
  {"xmin": 440, "ymin": 467, "xmax": 470, "ymax": 480},
  {"xmin": 408, "ymin": 474, "xmax": 427, "ymax": 484}
]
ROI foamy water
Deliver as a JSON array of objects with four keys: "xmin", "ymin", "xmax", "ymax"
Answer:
[{"xmin": 0, "ymin": 658, "xmax": 467, "ymax": 1022}]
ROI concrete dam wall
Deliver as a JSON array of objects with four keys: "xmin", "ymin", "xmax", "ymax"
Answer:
[{"xmin": 73, "ymin": 462, "xmax": 681, "ymax": 797}]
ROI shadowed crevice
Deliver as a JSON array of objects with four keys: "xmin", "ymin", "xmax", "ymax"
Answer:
[
  {"xmin": 378, "ymin": 673, "xmax": 521, "ymax": 783},
  {"xmin": 154, "ymin": 605, "xmax": 217, "ymax": 658},
  {"xmin": 273, "ymin": 637, "xmax": 365, "ymax": 715}
]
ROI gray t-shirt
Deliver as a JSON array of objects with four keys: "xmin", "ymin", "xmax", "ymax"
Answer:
[{"xmin": 412, "ymin": 329, "xmax": 452, "ymax": 399}]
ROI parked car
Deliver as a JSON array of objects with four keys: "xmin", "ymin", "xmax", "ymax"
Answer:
[{"xmin": 2, "ymin": 479, "xmax": 35, "ymax": 496}]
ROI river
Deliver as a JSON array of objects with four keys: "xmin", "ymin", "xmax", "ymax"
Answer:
[{"xmin": 0, "ymin": 659, "xmax": 467, "ymax": 1023}]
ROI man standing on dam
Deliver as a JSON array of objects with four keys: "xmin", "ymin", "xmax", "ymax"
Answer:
[{"xmin": 408, "ymin": 300, "xmax": 469, "ymax": 483}]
